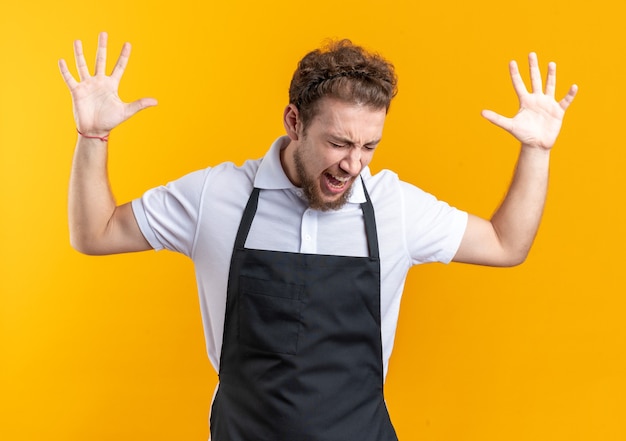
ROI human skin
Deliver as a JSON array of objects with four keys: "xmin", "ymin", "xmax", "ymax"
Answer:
[{"xmin": 280, "ymin": 99, "xmax": 386, "ymax": 211}]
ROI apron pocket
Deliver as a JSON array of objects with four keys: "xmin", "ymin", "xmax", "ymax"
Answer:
[{"xmin": 238, "ymin": 276, "xmax": 304, "ymax": 355}]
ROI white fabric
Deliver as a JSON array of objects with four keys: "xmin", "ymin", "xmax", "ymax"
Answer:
[{"xmin": 132, "ymin": 136, "xmax": 468, "ymax": 378}]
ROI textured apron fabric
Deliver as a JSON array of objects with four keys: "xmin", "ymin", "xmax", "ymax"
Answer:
[{"xmin": 210, "ymin": 183, "xmax": 398, "ymax": 441}]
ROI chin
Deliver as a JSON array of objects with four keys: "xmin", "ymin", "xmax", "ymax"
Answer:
[{"xmin": 311, "ymin": 188, "xmax": 352, "ymax": 212}]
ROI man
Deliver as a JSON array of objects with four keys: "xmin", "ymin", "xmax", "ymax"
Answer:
[{"xmin": 59, "ymin": 33, "xmax": 577, "ymax": 440}]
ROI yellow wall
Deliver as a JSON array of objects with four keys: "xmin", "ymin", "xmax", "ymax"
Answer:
[{"xmin": 1, "ymin": 0, "xmax": 624, "ymax": 440}]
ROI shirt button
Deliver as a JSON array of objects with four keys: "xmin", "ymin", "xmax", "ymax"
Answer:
[{"xmin": 305, "ymin": 234, "xmax": 311, "ymax": 241}]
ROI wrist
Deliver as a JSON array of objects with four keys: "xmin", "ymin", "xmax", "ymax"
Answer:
[
  {"xmin": 519, "ymin": 144, "xmax": 552, "ymax": 170},
  {"xmin": 77, "ymin": 128, "xmax": 110, "ymax": 142},
  {"xmin": 521, "ymin": 142, "xmax": 551, "ymax": 155}
]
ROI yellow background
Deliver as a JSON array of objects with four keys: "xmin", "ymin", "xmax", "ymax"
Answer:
[{"xmin": 1, "ymin": 0, "xmax": 624, "ymax": 440}]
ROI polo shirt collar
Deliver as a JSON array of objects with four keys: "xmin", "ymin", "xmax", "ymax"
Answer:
[{"xmin": 254, "ymin": 136, "xmax": 367, "ymax": 204}]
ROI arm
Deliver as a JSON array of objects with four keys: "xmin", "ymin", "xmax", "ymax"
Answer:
[
  {"xmin": 452, "ymin": 53, "xmax": 577, "ymax": 267},
  {"xmin": 59, "ymin": 32, "xmax": 157, "ymax": 255}
]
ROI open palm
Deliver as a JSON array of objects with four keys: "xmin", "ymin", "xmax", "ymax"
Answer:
[
  {"xmin": 59, "ymin": 32, "xmax": 157, "ymax": 137},
  {"xmin": 482, "ymin": 53, "xmax": 577, "ymax": 150}
]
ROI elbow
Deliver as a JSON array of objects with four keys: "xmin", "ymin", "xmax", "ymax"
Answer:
[
  {"xmin": 513, "ymin": 252, "xmax": 529, "ymax": 267},
  {"xmin": 492, "ymin": 229, "xmax": 534, "ymax": 267},
  {"xmin": 69, "ymin": 231, "xmax": 105, "ymax": 256},
  {"xmin": 500, "ymin": 255, "xmax": 528, "ymax": 268},
  {"xmin": 497, "ymin": 248, "xmax": 530, "ymax": 267},
  {"xmin": 70, "ymin": 238, "xmax": 96, "ymax": 256}
]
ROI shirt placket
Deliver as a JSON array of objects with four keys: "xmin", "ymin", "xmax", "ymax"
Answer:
[{"xmin": 300, "ymin": 208, "xmax": 318, "ymax": 254}]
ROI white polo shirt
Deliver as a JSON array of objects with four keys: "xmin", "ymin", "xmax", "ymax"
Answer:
[{"xmin": 132, "ymin": 136, "xmax": 468, "ymax": 377}]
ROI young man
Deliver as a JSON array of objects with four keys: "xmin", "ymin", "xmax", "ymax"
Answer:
[{"xmin": 59, "ymin": 33, "xmax": 577, "ymax": 440}]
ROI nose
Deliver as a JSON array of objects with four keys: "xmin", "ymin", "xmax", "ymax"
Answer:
[{"xmin": 339, "ymin": 146, "xmax": 363, "ymax": 176}]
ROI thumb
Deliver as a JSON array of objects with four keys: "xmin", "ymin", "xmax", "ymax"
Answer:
[
  {"xmin": 125, "ymin": 97, "xmax": 158, "ymax": 118},
  {"xmin": 481, "ymin": 109, "xmax": 512, "ymax": 132}
]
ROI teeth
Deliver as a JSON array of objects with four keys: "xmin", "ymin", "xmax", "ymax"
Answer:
[{"xmin": 326, "ymin": 173, "xmax": 350, "ymax": 190}]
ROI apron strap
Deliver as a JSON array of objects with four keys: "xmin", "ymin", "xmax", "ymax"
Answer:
[
  {"xmin": 233, "ymin": 187, "xmax": 260, "ymax": 249},
  {"xmin": 360, "ymin": 179, "xmax": 380, "ymax": 260}
]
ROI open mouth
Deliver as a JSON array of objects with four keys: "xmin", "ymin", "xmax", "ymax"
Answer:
[{"xmin": 323, "ymin": 172, "xmax": 351, "ymax": 194}]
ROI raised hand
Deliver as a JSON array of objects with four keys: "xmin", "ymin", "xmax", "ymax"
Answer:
[
  {"xmin": 481, "ymin": 52, "xmax": 577, "ymax": 150},
  {"xmin": 59, "ymin": 32, "xmax": 157, "ymax": 138}
]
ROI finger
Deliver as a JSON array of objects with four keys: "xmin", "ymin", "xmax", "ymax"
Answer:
[
  {"xmin": 544, "ymin": 61, "xmax": 557, "ymax": 97},
  {"xmin": 559, "ymin": 84, "xmax": 578, "ymax": 111},
  {"xmin": 94, "ymin": 32, "xmax": 108, "ymax": 76},
  {"xmin": 58, "ymin": 59, "xmax": 78, "ymax": 89},
  {"xmin": 481, "ymin": 109, "xmax": 513, "ymax": 132},
  {"xmin": 509, "ymin": 60, "xmax": 528, "ymax": 98},
  {"xmin": 528, "ymin": 52, "xmax": 543, "ymax": 93},
  {"xmin": 111, "ymin": 42, "xmax": 131, "ymax": 82},
  {"xmin": 73, "ymin": 39, "xmax": 91, "ymax": 81},
  {"xmin": 125, "ymin": 97, "xmax": 159, "ymax": 118}
]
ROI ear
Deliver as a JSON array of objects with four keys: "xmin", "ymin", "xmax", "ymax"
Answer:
[{"xmin": 283, "ymin": 104, "xmax": 301, "ymax": 141}]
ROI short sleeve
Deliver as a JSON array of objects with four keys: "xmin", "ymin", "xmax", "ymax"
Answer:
[
  {"xmin": 400, "ymin": 181, "xmax": 468, "ymax": 264},
  {"xmin": 132, "ymin": 168, "xmax": 209, "ymax": 256}
]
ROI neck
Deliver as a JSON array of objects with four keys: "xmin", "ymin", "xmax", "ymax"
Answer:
[{"xmin": 280, "ymin": 139, "xmax": 300, "ymax": 186}]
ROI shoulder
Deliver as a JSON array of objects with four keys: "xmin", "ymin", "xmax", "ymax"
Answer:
[
  {"xmin": 361, "ymin": 167, "xmax": 399, "ymax": 194},
  {"xmin": 362, "ymin": 168, "xmax": 435, "ymax": 206},
  {"xmin": 200, "ymin": 158, "xmax": 261, "ymax": 201},
  {"xmin": 137, "ymin": 157, "xmax": 262, "ymax": 222},
  {"xmin": 164, "ymin": 158, "xmax": 261, "ymax": 195},
  {"xmin": 204, "ymin": 157, "xmax": 261, "ymax": 183}
]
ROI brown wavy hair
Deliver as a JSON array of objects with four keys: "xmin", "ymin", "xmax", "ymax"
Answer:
[{"xmin": 289, "ymin": 39, "xmax": 398, "ymax": 130}]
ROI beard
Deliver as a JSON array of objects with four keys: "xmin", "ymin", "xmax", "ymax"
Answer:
[{"xmin": 293, "ymin": 147, "xmax": 353, "ymax": 211}]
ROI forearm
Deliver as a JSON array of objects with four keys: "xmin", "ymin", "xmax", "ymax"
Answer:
[
  {"xmin": 490, "ymin": 144, "xmax": 551, "ymax": 264},
  {"xmin": 68, "ymin": 136, "xmax": 117, "ymax": 253}
]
